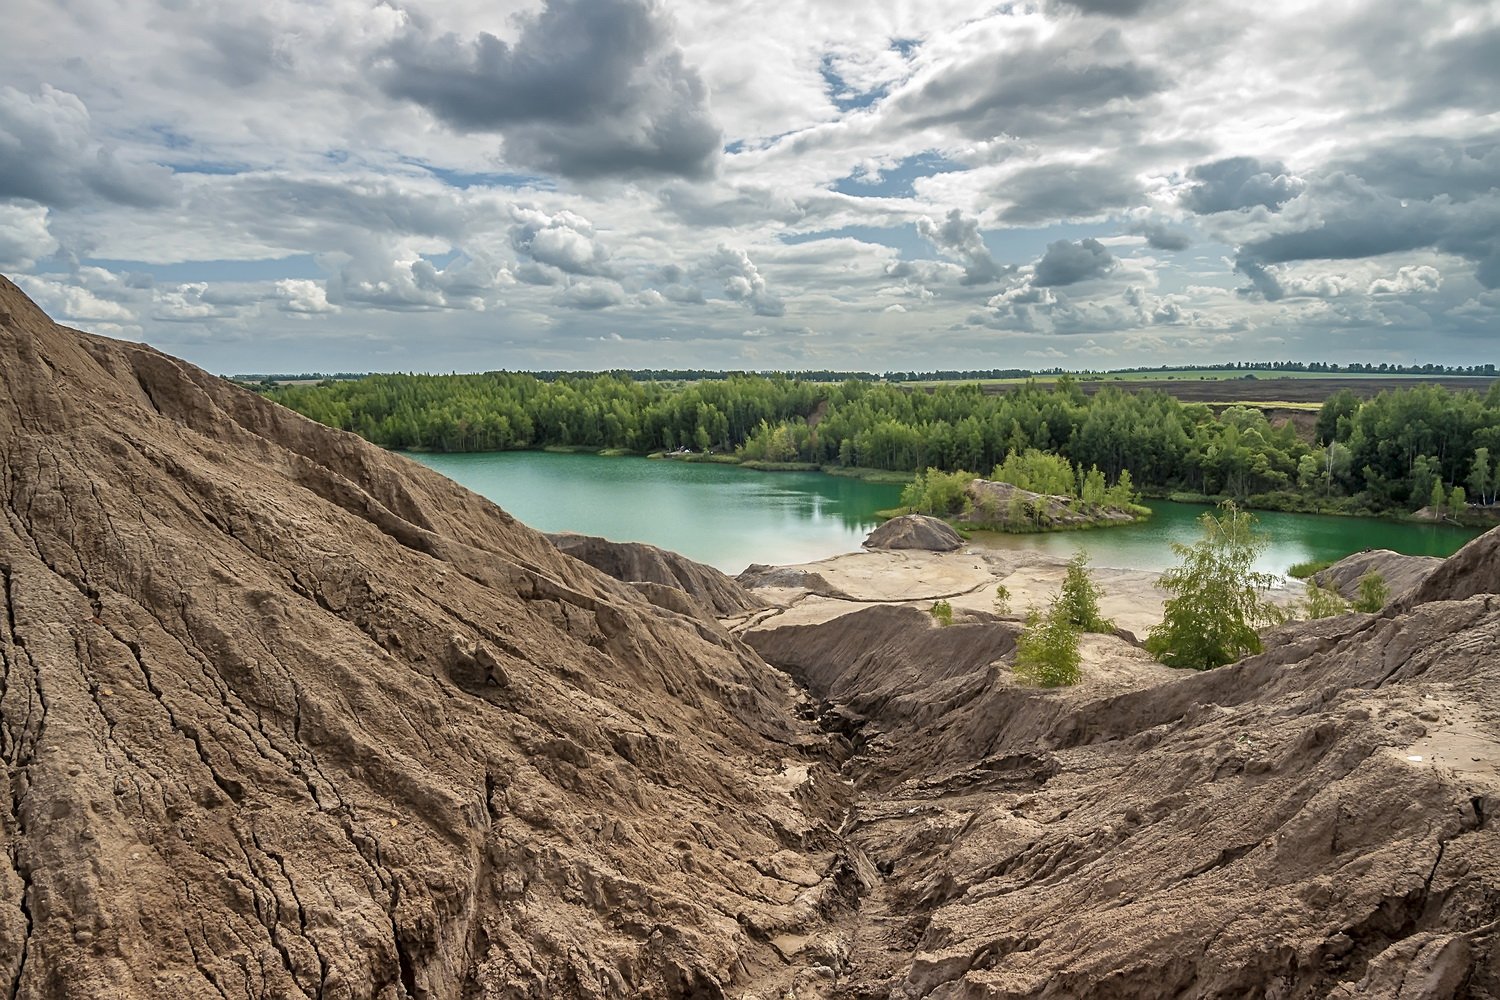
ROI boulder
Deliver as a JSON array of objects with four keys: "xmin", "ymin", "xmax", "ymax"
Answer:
[{"xmin": 862, "ymin": 513, "xmax": 964, "ymax": 551}]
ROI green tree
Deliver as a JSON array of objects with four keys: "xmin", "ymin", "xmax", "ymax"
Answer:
[
  {"xmin": 1146, "ymin": 501, "xmax": 1284, "ymax": 669},
  {"xmin": 1429, "ymin": 478, "xmax": 1446, "ymax": 514},
  {"xmin": 1451, "ymin": 484, "xmax": 1467, "ymax": 512},
  {"xmin": 1013, "ymin": 602, "xmax": 1082, "ymax": 687},
  {"xmin": 1470, "ymin": 448, "xmax": 1491, "ymax": 506},
  {"xmin": 1058, "ymin": 551, "xmax": 1114, "ymax": 633},
  {"xmin": 993, "ymin": 584, "xmax": 1012, "ymax": 615},
  {"xmin": 1353, "ymin": 571, "xmax": 1390, "ymax": 613}
]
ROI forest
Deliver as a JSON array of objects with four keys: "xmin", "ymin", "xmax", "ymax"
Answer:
[{"xmin": 266, "ymin": 372, "xmax": 1500, "ymax": 518}]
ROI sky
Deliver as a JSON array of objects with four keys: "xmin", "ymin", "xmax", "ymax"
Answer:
[{"xmin": 1, "ymin": 0, "xmax": 1497, "ymax": 375}]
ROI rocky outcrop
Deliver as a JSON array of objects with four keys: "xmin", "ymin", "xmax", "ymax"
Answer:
[
  {"xmin": 963, "ymin": 478, "xmax": 1139, "ymax": 529},
  {"xmin": 862, "ymin": 514, "xmax": 964, "ymax": 552},
  {"xmin": 0, "ymin": 276, "xmax": 846, "ymax": 999},
  {"xmin": 1315, "ymin": 547, "xmax": 1443, "ymax": 602},
  {"xmin": 546, "ymin": 531, "xmax": 764, "ymax": 617}
]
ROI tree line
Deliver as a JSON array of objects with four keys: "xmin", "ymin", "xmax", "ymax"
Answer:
[{"xmin": 268, "ymin": 372, "xmax": 1500, "ymax": 516}]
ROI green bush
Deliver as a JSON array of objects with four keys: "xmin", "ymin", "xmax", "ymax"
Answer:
[
  {"xmin": 929, "ymin": 599, "xmax": 954, "ymax": 626},
  {"xmin": 1014, "ymin": 602, "xmax": 1082, "ymax": 687},
  {"xmin": 1353, "ymin": 571, "xmax": 1390, "ymax": 612},
  {"xmin": 994, "ymin": 584, "xmax": 1012, "ymax": 615},
  {"xmin": 1058, "ymin": 551, "xmax": 1114, "ymax": 633},
  {"xmin": 901, "ymin": 468, "xmax": 975, "ymax": 517}
]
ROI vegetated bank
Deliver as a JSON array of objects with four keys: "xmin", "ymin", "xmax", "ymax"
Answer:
[{"xmin": 266, "ymin": 370, "xmax": 1500, "ymax": 525}]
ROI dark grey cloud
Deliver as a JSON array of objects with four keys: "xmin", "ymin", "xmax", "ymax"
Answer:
[
  {"xmin": 378, "ymin": 0, "xmax": 720, "ymax": 180},
  {"xmin": 1033, "ymin": 237, "xmax": 1116, "ymax": 286},
  {"xmin": 1049, "ymin": 0, "xmax": 1155, "ymax": 16},
  {"xmin": 1397, "ymin": 24, "xmax": 1500, "ymax": 114},
  {"xmin": 917, "ymin": 209, "xmax": 1008, "ymax": 285},
  {"xmin": 1181, "ymin": 156, "xmax": 1303, "ymax": 214},
  {"xmin": 1336, "ymin": 135, "xmax": 1500, "ymax": 202},
  {"xmin": 0, "ymin": 86, "xmax": 177, "ymax": 208},
  {"xmin": 891, "ymin": 28, "xmax": 1166, "ymax": 141},
  {"xmin": 1129, "ymin": 220, "xmax": 1192, "ymax": 250},
  {"xmin": 996, "ymin": 162, "xmax": 1144, "ymax": 224},
  {"xmin": 1232, "ymin": 170, "xmax": 1500, "ymax": 294}
]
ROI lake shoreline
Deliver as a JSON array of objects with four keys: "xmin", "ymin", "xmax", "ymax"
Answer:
[{"xmin": 406, "ymin": 449, "xmax": 1485, "ymax": 578}]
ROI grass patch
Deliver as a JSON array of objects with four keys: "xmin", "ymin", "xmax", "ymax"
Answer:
[
  {"xmin": 1288, "ymin": 559, "xmax": 1334, "ymax": 579},
  {"xmin": 820, "ymin": 465, "xmax": 916, "ymax": 484},
  {"xmin": 541, "ymin": 444, "xmax": 599, "ymax": 454}
]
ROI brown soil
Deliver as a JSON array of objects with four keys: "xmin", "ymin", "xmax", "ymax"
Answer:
[{"xmin": 3, "ymin": 275, "xmax": 1499, "ymax": 999}]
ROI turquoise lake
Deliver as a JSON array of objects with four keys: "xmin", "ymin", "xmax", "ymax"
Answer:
[{"xmin": 408, "ymin": 451, "xmax": 1484, "ymax": 576}]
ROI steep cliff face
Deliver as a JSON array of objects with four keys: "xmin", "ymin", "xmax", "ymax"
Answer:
[{"xmin": 0, "ymin": 276, "xmax": 848, "ymax": 999}]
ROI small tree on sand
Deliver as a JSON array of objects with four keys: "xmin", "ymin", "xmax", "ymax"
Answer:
[
  {"xmin": 1014, "ymin": 601, "xmax": 1082, "ymax": 687},
  {"xmin": 1058, "ymin": 550, "xmax": 1114, "ymax": 633},
  {"xmin": 1146, "ymin": 501, "xmax": 1284, "ymax": 670}
]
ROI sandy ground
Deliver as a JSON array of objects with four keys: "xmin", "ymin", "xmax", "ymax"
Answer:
[{"xmin": 734, "ymin": 543, "xmax": 1308, "ymax": 647}]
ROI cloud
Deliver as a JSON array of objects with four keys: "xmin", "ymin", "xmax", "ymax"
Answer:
[
  {"xmin": 1128, "ymin": 219, "xmax": 1192, "ymax": 250},
  {"xmin": 889, "ymin": 23, "xmax": 1167, "ymax": 141},
  {"xmin": 917, "ymin": 209, "xmax": 1007, "ymax": 285},
  {"xmin": 1232, "ymin": 171, "xmax": 1500, "ymax": 289},
  {"xmin": 1181, "ymin": 156, "xmax": 1303, "ymax": 214},
  {"xmin": 274, "ymin": 278, "xmax": 338, "ymax": 313},
  {"xmin": 1049, "ymin": 0, "xmax": 1156, "ymax": 16},
  {"xmin": 559, "ymin": 279, "xmax": 626, "ymax": 310},
  {"xmin": 1033, "ymin": 237, "xmax": 1117, "ymax": 286},
  {"xmin": 713, "ymin": 246, "xmax": 785, "ymax": 316},
  {"xmin": 0, "ymin": 86, "xmax": 177, "ymax": 208},
  {"xmin": 14, "ymin": 273, "xmax": 139, "ymax": 324},
  {"xmin": 996, "ymin": 162, "xmax": 1144, "ymax": 224},
  {"xmin": 324, "ymin": 248, "xmax": 504, "ymax": 311},
  {"xmin": 377, "ymin": 0, "xmax": 720, "ymax": 180},
  {"xmin": 0, "ymin": 204, "xmax": 59, "ymax": 269},
  {"xmin": 510, "ymin": 208, "xmax": 615, "ymax": 277},
  {"xmin": 1369, "ymin": 265, "xmax": 1441, "ymax": 296}
]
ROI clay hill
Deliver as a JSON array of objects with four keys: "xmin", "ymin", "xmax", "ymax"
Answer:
[{"xmin": 3, "ymin": 274, "xmax": 1499, "ymax": 999}]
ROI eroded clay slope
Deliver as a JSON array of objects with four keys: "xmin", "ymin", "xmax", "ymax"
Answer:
[
  {"xmin": 743, "ymin": 539, "xmax": 1500, "ymax": 997},
  {"xmin": 0, "ymin": 277, "xmax": 847, "ymax": 999}
]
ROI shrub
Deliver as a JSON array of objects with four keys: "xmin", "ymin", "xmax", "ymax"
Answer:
[
  {"xmin": 1353, "ymin": 571, "xmax": 1390, "ymax": 612},
  {"xmin": 1014, "ymin": 602, "xmax": 1082, "ymax": 687},
  {"xmin": 929, "ymin": 599, "xmax": 954, "ymax": 626},
  {"xmin": 1058, "ymin": 551, "xmax": 1114, "ymax": 633},
  {"xmin": 994, "ymin": 583, "xmax": 1012, "ymax": 615}
]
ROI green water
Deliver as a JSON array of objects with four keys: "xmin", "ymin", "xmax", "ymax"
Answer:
[
  {"xmin": 975, "ymin": 500, "xmax": 1483, "ymax": 577},
  {"xmin": 408, "ymin": 451, "xmax": 1484, "ymax": 576},
  {"xmin": 410, "ymin": 451, "xmax": 904, "ymax": 572}
]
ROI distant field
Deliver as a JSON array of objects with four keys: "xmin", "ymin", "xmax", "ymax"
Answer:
[{"xmin": 909, "ymin": 375, "xmax": 1500, "ymax": 405}]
